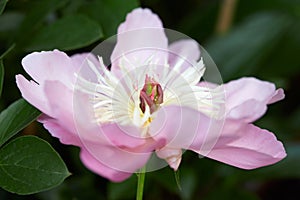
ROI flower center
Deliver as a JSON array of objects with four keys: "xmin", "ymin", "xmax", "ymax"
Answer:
[{"xmin": 139, "ymin": 75, "xmax": 163, "ymax": 114}]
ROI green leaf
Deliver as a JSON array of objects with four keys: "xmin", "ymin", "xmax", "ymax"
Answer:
[
  {"xmin": 26, "ymin": 15, "xmax": 103, "ymax": 51},
  {"xmin": 0, "ymin": 99, "xmax": 41, "ymax": 147},
  {"xmin": 0, "ymin": 0, "xmax": 8, "ymax": 15},
  {"xmin": 79, "ymin": 0, "xmax": 139, "ymax": 36},
  {"xmin": 0, "ymin": 60, "xmax": 3, "ymax": 98},
  {"xmin": 0, "ymin": 136, "xmax": 70, "ymax": 195}
]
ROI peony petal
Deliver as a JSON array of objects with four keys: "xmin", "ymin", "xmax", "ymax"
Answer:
[
  {"xmin": 71, "ymin": 53, "xmax": 98, "ymax": 68},
  {"xmin": 99, "ymin": 123, "xmax": 156, "ymax": 151},
  {"xmin": 224, "ymin": 77, "xmax": 284, "ymax": 122},
  {"xmin": 117, "ymin": 8, "xmax": 164, "ymax": 33},
  {"xmin": 42, "ymin": 80, "xmax": 110, "ymax": 146},
  {"xmin": 80, "ymin": 148, "xmax": 132, "ymax": 182},
  {"xmin": 79, "ymin": 140, "xmax": 151, "ymax": 180},
  {"xmin": 71, "ymin": 52, "xmax": 102, "ymax": 83},
  {"xmin": 227, "ymin": 99, "xmax": 268, "ymax": 123},
  {"xmin": 268, "ymin": 88, "xmax": 285, "ymax": 104},
  {"xmin": 200, "ymin": 123, "xmax": 286, "ymax": 169},
  {"xmin": 156, "ymin": 147, "xmax": 182, "ymax": 170},
  {"xmin": 16, "ymin": 74, "xmax": 51, "ymax": 115},
  {"xmin": 149, "ymin": 105, "xmax": 222, "ymax": 151},
  {"xmin": 43, "ymin": 80, "xmax": 77, "ymax": 132},
  {"xmin": 111, "ymin": 8, "xmax": 168, "ymax": 74},
  {"xmin": 168, "ymin": 39, "xmax": 200, "ymax": 71},
  {"xmin": 38, "ymin": 115, "xmax": 81, "ymax": 146},
  {"xmin": 21, "ymin": 50, "xmax": 79, "ymax": 89}
]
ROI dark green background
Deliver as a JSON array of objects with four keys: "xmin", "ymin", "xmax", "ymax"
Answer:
[{"xmin": 0, "ymin": 0, "xmax": 299, "ymax": 199}]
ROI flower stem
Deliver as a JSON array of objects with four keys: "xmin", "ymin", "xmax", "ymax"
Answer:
[{"xmin": 136, "ymin": 166, "xmax": 146, "ymax": 200}]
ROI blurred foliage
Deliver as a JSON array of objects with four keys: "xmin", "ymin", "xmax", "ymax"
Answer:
[
  {"xmin": 0, "ymin": 0, "xmax": 7, "ymax": 15},
  {"xmin": 0, "ymin": 60, "xmax": 3, "ymax": 97},
  {"xmin": 0, "ymin": 0, "xmax": 299, "ymax": 199}
]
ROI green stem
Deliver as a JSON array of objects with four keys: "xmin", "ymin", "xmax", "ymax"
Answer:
[{"xmin": 136, "ymin": 166, "xmax": 146, "ymax": 200}]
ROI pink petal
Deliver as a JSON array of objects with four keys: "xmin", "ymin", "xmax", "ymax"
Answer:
[
  {"xmin": 149, "ymin": 105, "xmax": 222, "ymax": 151},
  {"xmin": 16, "ymin": 75, "xmax": 51, "ymax": 115},
  {"xmin": 32, "ymin": 81, "xmax": 91, "ymax": 147},
  {"xmin": 98, "ymin": 123, "xmax": 159, "ymax": 151},
  {"xmin": 80, "ymin": 148, "xmax": 132, "ymax": 182},
  {"xmin": 111, "ymin": 8, "xmax": 168, "ymax": 74},
  {"xmin": 224, "ymin": 77, "xmax": 284, "ymax": 122},
  {"xmin": 38, "ymin": 115, "xmax": 81, "ymax": 146},
  {"xmin": 43, "ymin": 81, "xmax": 76, "ymax": 132},
  {"xmin": 117, "ymin": 8, "xmax": 164, "ymax": 33},
  {"xmin": 201, "ymin": 123, "xmax": 286, "ymax": 169},
  {"xmin": 42, "ymin": 80, "xmax": 108, "ymax": 145},
  {"xmin": 71, "ymin": 52, "xmax": 101, "ymax": 82},
  {"xmin": 227, "ymin": 99, "xmax": 268, "ymax": 123},
  {"xmin": 156, "ymin": 147, "xmax": 182, "ymax": 170},
  {"xmin": 70, "ymin": 53, "xmax": 98, "ymax": 68},
  {"xmin": 21, "ymin": 50, "xmax": 79, "ymax": 89},
  {"xmin": 168, "ymin": 39, "xmax": 200, "ymax": 71},
  {"xmin": 79, "ymin": 141, "xmax": 151, "ymax": 181},
  {"xmin": 268, "ymin": 88, "xmax": 285, "ymax": 104}
]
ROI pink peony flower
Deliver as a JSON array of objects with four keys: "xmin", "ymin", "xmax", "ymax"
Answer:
[{"xmin": 16, "ymin": 8, "xmax": 286, "ymax": 182}]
